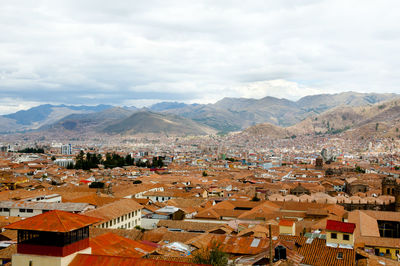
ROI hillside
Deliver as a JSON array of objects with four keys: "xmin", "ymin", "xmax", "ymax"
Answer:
[
  {"xmin": 244, "ymin": 98, "xmax": 400, "ymax": 139},
  {"xmin": 42, "ymin": 107, "xmax": 134, "ymax": 133},
  {"xmin": 0, "ymin": 104, "xmax": 113, "ymax": 132},
  {"xmin": 103, "ymin": 111, "xmax": 217, "ymax": 136},
  {"xmin": 163, "ymin": 92, "xmax": 398, "ymax": 131}
]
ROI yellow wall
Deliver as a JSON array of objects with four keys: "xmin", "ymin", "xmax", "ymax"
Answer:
[
  {"xmin": 367, "ymin": 246, "xmax": 400, "ymax": 260},
  {"xmin": 326, "ymin": 231, "xmax": 354, "ymax": 246},
  {"xmin": 279, "ymin": 224, "xmax": 295, "ymax": 236}
]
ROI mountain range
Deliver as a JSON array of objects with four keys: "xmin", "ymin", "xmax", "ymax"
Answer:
[{"xmin": 1, "ymin": 92, "xmax": 399, "ymax": 137}]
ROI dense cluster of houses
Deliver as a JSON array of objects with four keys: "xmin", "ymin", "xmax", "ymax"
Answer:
[{"xmin": 0, "ymin": 141, "xmax": 399, "ymax": 265}]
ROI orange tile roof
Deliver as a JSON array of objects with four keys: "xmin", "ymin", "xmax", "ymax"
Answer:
[
  {"xmin": 279, "ymin": 220, "xmax": 295, "ymax": 226},
  {"xmin": 4, "ymin": 210, "xmax": 102, "ymax": 232},
  {"xmin": 69, "ymin": 254, "xmax": 208, "ymax": 266},
  {"xmin": 90, "ymin": 232, "xmax": 156, "ymax": 257}
]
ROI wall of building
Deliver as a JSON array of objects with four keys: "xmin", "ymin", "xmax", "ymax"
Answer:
[
  {"xmin": 366, "ymin": 246, "xmax": 400, "ymax": 260},
  {"xmin": 326, "ymin": 231, "xmax": 354, "ymax": 246},
  {"xmin": 98, "ymin": 209, "xmax": 142, "ymax": 229},
  {"xmin": 279, "ymin": 224, "xmax": 295, "ymax": 235},
  {"xmin": 12, "ymin": 247, "xmax": 91, "ymax": 266},
  {"xmin": 0, "ymin": 208, "xmax": 43, "ymax": 218}
]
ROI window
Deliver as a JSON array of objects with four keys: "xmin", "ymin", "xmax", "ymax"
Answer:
[
  {"xmin": 27, "ymin": 209, "xmax": 33, "ymax": 213},
  {"xmin": 337, "ymin": 252, "xmax": 343, "ymax": 259},
  {"xmin": 19, "ymin": 209, "xmax": 26, "ymax": 213},
  {"xmin": 386, "ymin": 249, "xmax": 390, "ymax": 254},
  {"xmin": 343, "ymin": 234, "xmax": 350, "ymax": 241},
  {"xmin": 3, "ymin": 208, "xmax": 9, "ymax": 212},
  {"xmin": 331, "ymin": 233, "xmax": 337, "ymax": 239}
]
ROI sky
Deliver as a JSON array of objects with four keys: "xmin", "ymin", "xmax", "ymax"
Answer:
[{"xmin": 1, "ymin": 0, "xmax": 400, "ymax": 114}]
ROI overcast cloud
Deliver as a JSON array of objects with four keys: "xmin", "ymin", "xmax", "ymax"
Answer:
[{"xmin": 0, "ymin": 0, "xmax": 399, "ymax": 113}]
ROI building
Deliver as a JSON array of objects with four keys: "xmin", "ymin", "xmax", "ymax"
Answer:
[
  {"xmin": 54, "ymin": 159, "xmax": 74, "ymax": 168},
  {"xmin": 84, "ymin": 199, "xmax": 143, "ymax": 229},
  {"xmin": 325, "ymin": 220, "xmax": 356, "ymax": 248},
  {"xmin": 61, "ymin": 144, "xmax": 72, "ymax": 155},
  {"xmin": 382, "ymin": 176, "xmax": 400, "ymax": 212},
  {"xmin": 0, "ymin": 201, "xmax": 93, "ymax": 218},
  {"xmin": 4, "ymin": 210, "xmax": 101, "ymax": 266},
  {"xmin": 278, "ymin": 220, "xmax": 296, "ymax": 236},
  {"xmin": 349, "ymin": 210, "xmax": 400, "ymax": 260}
]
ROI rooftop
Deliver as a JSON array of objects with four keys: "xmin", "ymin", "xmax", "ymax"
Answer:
[{"xmin": 4, "ymin": 210, "xmax": 102, "ymax": 232}]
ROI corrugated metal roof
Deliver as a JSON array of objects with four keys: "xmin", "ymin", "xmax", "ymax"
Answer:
[
  {"xmin": 0, "ymin": 200, "xmax": 90, "ymax": 212},
  {"xmin": 69, "ymin": 254, "xmax": 209, "ymax": 266},
  {"xmin": 4, "ymin": 210, "xmax": 102, "ymax": 232}
]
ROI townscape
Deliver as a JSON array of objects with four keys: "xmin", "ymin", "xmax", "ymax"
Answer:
[
  {"xmin": 0, "ymin": 124, "xmax": 399, "ymax": 265},
  {"xmin": 2, "ymin": 1, "xmax": 400, "ymax": 265}
]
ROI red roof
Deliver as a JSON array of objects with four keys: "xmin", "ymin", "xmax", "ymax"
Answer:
[
  {"xmin": 90, "ymin": 232, "xmax": 156, "ymax": 257},
  {"xmin": 279, "ymin": 220, "xmax": 295, "ymax": 226},
  {"xmin": 325, "ymin": 220, "xmax": 356, "ymax": 234},
  {"xmin": 4, "ymin": 210, "xmax": 102, "ymax": 232},
  {"xmin": 69, "ymin": 254, "xmax": 208, "ymax": 266}
]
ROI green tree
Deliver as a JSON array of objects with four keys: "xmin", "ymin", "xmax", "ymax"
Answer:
[
  {"xmin": 202, "ymin": 171, "xmax": 208, "ymax": 177},
  {"xmin": 192, "ymin": 241, "xmax": 228, "ymax": 266},
  {"xmin": 375, "ymin": 123, "xmax": 379, "ymax": 131}
]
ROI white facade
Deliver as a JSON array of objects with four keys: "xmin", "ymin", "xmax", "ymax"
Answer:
[{"xmin": 97, "ymin": 209, "xmax": 142, "ymax": 229}]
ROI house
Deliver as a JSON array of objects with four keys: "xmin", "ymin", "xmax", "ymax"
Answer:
[
  {"xmin": 84, "ymin": 199, "xmax": 142, "ymax": 229},
  {"xmin": 279, "ymin": 220, "xmax": 296, "ymax": 236},
  {"xmin": 325, "ymin": 220, "xmax": 356, "ymax": 248},
  {"xmin": 289, "ymin": 183, "xmax": 310, "ymax": 196}
]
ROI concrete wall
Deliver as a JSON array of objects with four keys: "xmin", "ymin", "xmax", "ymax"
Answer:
[{"xmin": 12, "ymin": 247, "xmax": 91, "ymax": 266}]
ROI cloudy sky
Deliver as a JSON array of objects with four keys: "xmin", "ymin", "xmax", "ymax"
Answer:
[{"xmin": 0, "ymin": 0, "xmax": 399, "ymax": 114}]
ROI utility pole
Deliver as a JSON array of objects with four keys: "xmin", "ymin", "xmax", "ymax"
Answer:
[{"xmin": 269, "ymin": 224, "xmax": 273, "ymax": 266}]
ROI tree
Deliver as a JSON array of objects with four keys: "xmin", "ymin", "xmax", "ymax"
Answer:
[
  {"xmin": 51, "ymin": 155, "xmax": 56, "ymax": 161},
  {"xmin": 375, "ymin": 123, "xmax": 379, "ymax": 131},
  {"xmin": 89, "ymin": 182, "xmax": 105, "ymax": 189},
  {"xmin": 202, "ymin": 171, "xmax": 208, "ymax": 177},
  {"xmin": 192, "ymin": 241, "xmax": 228, "ymax": 266}
]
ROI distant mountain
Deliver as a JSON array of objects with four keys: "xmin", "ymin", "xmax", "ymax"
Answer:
[
  {"xmin": 42, "ymin": 107, "xmax": 134, "ymax": 133},
  {"xmin": 162, "ymin": 92, "xmax": 398, "ymax": 132},
  {"xmin": 150, "ymin": 102, "xmax": 192, "ymax": 112},
  {"xmin": 0, "ymin": 104, "xmax": 113, "ymax": 132},
  {"xmin": 243, "ymin": 97, "xmax": 400, "ymax": 139},
  {"xmin": 1, "ymin": 91, "xmax": 398, "ymax": 135},
  {"xmin": 103, "ymin": 111, "xmax": 217, "ymax": 136}
]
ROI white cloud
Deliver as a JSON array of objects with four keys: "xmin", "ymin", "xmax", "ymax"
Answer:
[{"xmin": 0, "ymin": 0, "xmax": 400, "ymax": 112}]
